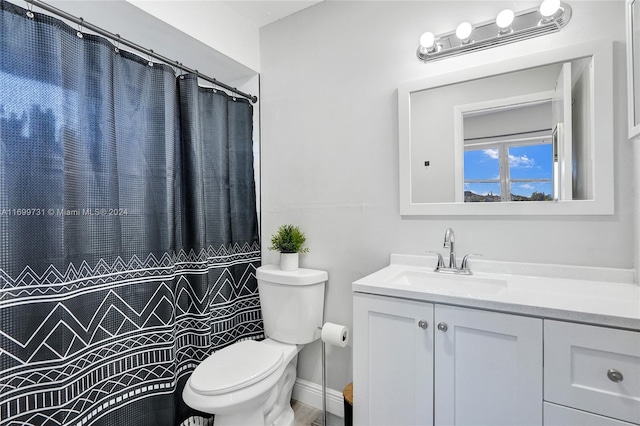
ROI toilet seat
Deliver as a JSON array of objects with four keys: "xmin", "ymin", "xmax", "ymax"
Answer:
[{"xmin": 189, "ymin": 340, "xmax": 284, "ymax": 396}]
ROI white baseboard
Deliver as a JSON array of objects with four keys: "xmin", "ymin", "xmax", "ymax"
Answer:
[{"xmin": 292, "ymin": 378, "xmax": 344, "ymax": 419}]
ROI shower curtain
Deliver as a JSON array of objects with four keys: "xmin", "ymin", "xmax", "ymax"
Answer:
[{"xmin": 0, "ymin": 1, "xmax": 263, "ymax": 425}]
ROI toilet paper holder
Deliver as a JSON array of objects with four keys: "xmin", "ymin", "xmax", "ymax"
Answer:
[
  {"xmin": 317, "ymin": 322, "xmax": 350, "ymax": 426},
  {"xmin": 320, "ymin": 322, "xmax": 350, "ymax": 347}
]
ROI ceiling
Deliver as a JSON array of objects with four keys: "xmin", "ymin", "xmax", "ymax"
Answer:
[{"xmin": 221, "ymin": 0, "xmax": 324, "ymax": 27}]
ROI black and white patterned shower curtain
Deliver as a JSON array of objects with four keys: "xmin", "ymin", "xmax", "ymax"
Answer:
[{"xmin": 0, "ymin": 1, "xmax": 263, "ymax": 425}]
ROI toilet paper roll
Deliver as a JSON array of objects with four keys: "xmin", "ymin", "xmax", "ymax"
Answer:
[{"xmin": 321, "ymin": 322, "xmax": 350, "ymax": 348}]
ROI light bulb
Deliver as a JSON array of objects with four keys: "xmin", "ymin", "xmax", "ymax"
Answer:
[
  {"xmin": 496, "ymin": 9, "xmax": 515, "ymax": 30},
  {"xmin": 456, "ymin": 22, "xmax": 473, "ymax": 42},
  {"xmin": 419, "ymin": 32, "xmax": 436, "ymax": 50},
  {"xmin": 539, "ymin": 0, "xmax": 561, "ymax": 18}
]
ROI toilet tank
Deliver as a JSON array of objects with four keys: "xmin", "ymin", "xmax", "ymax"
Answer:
[{"xmin": 256, "ymin": 265, "xmax": 327, "ymax": 344}]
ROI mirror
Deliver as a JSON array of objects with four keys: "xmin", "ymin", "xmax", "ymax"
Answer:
[
  {"xmin": 627, "ymin": 0, "xmax": 640, "ymax": 139},
  {"xmin": 398, "ymin": 40, "xmax": 613, "ymax": 215}
]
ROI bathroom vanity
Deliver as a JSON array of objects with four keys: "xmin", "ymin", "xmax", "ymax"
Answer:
[{"xmin": 352, "ymin": 255, "xmax": 640, "ymax": 426}]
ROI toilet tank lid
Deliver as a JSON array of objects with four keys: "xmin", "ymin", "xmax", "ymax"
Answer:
[{"xmin": 257, "ymin": 265, "xmax": 328, "ymax": 285}]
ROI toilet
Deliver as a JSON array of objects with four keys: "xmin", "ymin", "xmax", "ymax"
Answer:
[{"xmin": 182, "ymin": 264, "xmax": 327, "ymax": 426}]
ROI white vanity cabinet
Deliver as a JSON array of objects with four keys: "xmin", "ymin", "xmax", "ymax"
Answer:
[
  {"xmin": 352, "ymin": 254, "xmax": 640, "ymax": 425},
  {"xmin": 353, "ymin": 293, "xmax": 543, "ymax": 426},
  {"xmin": 353, "ymin": 293, "xmax": 434, "ymax": 426}
]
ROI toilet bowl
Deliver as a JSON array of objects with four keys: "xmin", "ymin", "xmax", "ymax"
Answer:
[
  {"xmin": 182, "ymin": 265, "xmax": 327, "ymax": 426},
  {"xmin": 183, "ymin": 339, "xmax": 300, "ymax": 426}
]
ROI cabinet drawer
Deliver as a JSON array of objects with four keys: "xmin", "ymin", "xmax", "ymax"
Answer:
[
  {"xmin": 544, "ymin": 402, "xmax": 638, "ymax": 426},
  {"xmin": 544, "ymin": 320, "xmax": 640, "ymax": 424}
]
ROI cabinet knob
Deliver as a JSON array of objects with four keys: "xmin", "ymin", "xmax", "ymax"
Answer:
[
  {"xmin": 607, "ymin": 368, "xmax": 624, "ymax": 383},
  {"xmin": 437, "ymin": 322, "xmax": 448, "ymax": 332},
  {"xmin": 418, "ymin": 320, "xmax": 429, "ymax": 330}
]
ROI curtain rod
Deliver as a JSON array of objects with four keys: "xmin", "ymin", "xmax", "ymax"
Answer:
[{"xmin": 24, "ymin": 0, "xmax": 258, "ymax": 104}]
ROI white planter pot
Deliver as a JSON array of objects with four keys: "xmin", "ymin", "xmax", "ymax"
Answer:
[{"xmin": 280, "ymin": 253, "xmax": 299, "ymax": 271}]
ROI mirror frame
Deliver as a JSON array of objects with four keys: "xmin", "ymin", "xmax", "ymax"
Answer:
[
  {"xmin": 398, "ymin": 39, "xmax": 613, "ymax": 216},
  {"xmin": 627, "ymin": 0, "xmax": 640, "ymax": 139}
]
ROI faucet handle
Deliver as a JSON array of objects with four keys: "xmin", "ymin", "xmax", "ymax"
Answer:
[
  {"xmin": 460, "ymin": 253, "xmax": 482, "ymax": 272},
  {"xmin": 426, "ymin": 251, "xmax": 446, "ymax": 270}
]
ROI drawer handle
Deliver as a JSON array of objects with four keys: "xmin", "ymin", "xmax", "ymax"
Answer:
[{"xmin": 607, "ymin": 369, "xmax": 624, "ymax": 383}]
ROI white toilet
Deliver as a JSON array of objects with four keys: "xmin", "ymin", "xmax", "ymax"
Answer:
[{"xmin": 183, "ymin": 264, "xmax": 327, "ymax": 426}]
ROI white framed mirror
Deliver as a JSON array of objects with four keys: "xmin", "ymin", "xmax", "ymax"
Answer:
[
  {"xmin": 628, "ymin": 0, "xmax": 640, "ymax": 139},
  {"xmin": 398, "ymin": 40, "xmax": 613, "ymax": 216}
]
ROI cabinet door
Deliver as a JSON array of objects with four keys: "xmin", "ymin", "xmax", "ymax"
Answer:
[
  {"xmin": 434, "ymin": 305, "xmax": 543, "ymax": 426},
  {"xmin": 353, "ymin": 293, "xmax": 434, "ymax": 426}
]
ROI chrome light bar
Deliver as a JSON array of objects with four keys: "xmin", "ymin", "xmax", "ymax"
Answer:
[{"xmin": 417, "ymin": 2, "xmax": 572, "ymax": 63}]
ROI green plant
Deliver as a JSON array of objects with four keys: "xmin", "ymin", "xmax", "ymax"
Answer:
[{"xmin": 268, "ymin": 224, "xmax": 309, "ymax": 254}]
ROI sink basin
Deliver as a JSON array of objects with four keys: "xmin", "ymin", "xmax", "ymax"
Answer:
[{"xmin": 387, "ymin": 270, "xmax": 508, "ymax": 298}]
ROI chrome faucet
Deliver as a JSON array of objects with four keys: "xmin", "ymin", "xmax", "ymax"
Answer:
[
  {"xmin": 443, "ymin": 228, "xmax": 456, "ymax": 269},
  {"xmin": 430, "ymin": 228, "xmax": 479, "ymax": 275}
]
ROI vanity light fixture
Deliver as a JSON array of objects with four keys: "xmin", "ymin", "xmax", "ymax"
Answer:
[
  {"xmin": 496, "ymin": 9, "xmax": 515, "ymax": 34},
  {"xmin": 419, "ymin": 31, "xmax": 437, "ymax": 54},
  {"xmin": 539, "ymin": 0, "xmax": 562, "ymax": 20},
  {"xmin": 417, "ymin": 1, "xmax": 572, "ymax": 62},
  {"xmin": 456, "ymin": 22, "xmax": 474, "ymax": 44}
]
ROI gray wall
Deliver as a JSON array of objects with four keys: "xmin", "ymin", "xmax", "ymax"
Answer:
[{"xmin": 259, "ymin": 0, "xmax": 632, "ymax": 394}]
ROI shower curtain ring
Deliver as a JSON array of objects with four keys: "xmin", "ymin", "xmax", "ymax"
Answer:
[
  {"xmin": 178, "ymin": 63, "xmax": 186, "ymax": 79},
  {"xmin": 25, "ymin": 1, "xmax": 34, "ymax": 19},
  {"xmin": 76, "ymin": 18, "xmax": 84, "ymax": 39},
  {"xmin": 114, "ymin": 34, "xmax": 121, "ymax": 54},
  {"xmin": 147, "ymin": 49, "xmax": 154, "ymax": 67}
]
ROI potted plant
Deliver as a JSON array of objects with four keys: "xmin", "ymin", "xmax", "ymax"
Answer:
[{"xmin": 268, "ymin": 224, "xmax": 309, "ymax": 271}]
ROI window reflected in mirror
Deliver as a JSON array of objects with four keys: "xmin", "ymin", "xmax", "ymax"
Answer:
[
  {"xmin": 462, "ymin": 99, "xmax": 554, "ymax": 202},
  {"xmin": 464, "ymin": 142, "xmax": 554, "ymax": 202}
]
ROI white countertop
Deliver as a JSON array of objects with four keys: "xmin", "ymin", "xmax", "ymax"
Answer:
[{"xmin": 352, "ymin": 254, "xmax": 640, "ymax": 331}]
